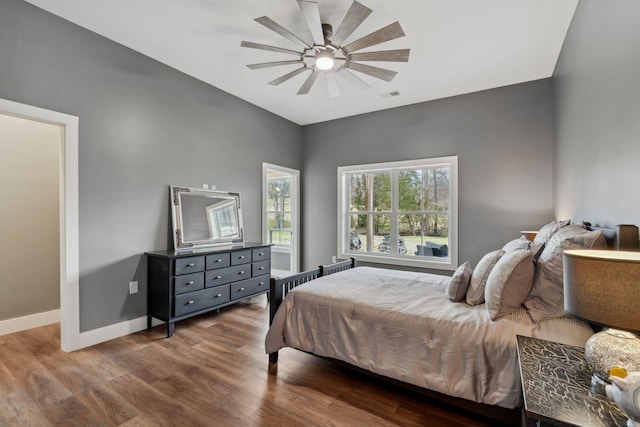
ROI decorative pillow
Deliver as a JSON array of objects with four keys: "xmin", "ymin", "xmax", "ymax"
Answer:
[
  {"xmin": 502, "ymin": 236, "xmax": 545, "ymax": 261},
  {"xmin": 448, "ymin": 261, "xmax": 473, "ymax": 302},
  {"xmin": 533, "ymin": 219, "xmax": 571, "ymax": 244},
  {"xmin": 524, "ymin": 225, "xmax": 607, "ymax": 321},
  {"xmin": 485, "ymin": 249, "xmax": 535, "ymax": 320},
  {"xmin": 466, "ymin": 249, "xmax": 504, "ymax": 306},
  {"xmin": 502, "ymin": 236, "xmax": 530, "ymax": 252}
]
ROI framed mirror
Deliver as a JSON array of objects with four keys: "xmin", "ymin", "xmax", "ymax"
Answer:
[{"xmin": 170, "ymin": 186, "xmax": 244, "ymax": 250}]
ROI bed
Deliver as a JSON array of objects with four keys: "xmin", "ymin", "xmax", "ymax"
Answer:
[{"xmin": 265, "ymin": 223, "xmax": 638, "ymax": 425}]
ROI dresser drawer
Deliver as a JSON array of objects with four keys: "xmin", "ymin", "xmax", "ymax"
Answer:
[
  {"xmin": 252, "ymin": 247, "xmax": 270, "ymax": 262},
  {"xmin": 205, "ymin": 253, "xmax": 231, "ymax": 270},
  {"xmin": 174, "ymin": 285, "xmax": 230, "ymax": 317},
  {"xmin": 230, "ymin": 275, "xmax": 269, "ymax": 301},
  {"xmin": 205, "ymin": 265, "xmax": 251, "ymax": 288},
  {"xmin": 174, "ymin": 256, "xmax": 205, "ymax": 275},
  {"xmin": 173, "ymin": 272, "xmax": 204, "ymax": 295},
  {"xmin": 230, "ymin": 250, "xmax": 252, "ymax": 265},
  {"xmin": 252, "ymin": 260, "xmax": 270, "ymax": 276}
]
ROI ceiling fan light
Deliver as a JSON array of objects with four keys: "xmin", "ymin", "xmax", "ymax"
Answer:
[{"xmin": 316, "ymin": 56, "xmax": 334, "ymax": 70}]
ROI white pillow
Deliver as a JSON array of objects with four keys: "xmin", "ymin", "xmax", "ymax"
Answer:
[
  {"xmin": 448, "ymin": 261, "xmax": 473, "ymax": 302},
  {"xmin": 485, "ymin": 249, "xmax": 535, "ymax": 320},
  {"xmin": 466, "ymin": 250, "xmax": 504, "ymax": 306}
]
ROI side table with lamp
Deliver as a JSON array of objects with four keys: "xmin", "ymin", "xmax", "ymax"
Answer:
[{"xmin": 563, "ymin": 248, "xmax": 640, "ymax": 426}]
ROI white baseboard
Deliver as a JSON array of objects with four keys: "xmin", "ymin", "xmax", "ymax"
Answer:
[
  {"xmin": 0, "ymin": 309, "xmax": 61, "ymax": 336},
  {"xmin": 0, "ymin": 310, "xmax": 165, "ymax": 350},
  {"xmin": 62, "ymin": 316, "xmax": 165, "ymax": 352}
]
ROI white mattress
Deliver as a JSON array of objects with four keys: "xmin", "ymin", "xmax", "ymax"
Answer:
[{"xmin": 265, "ymin": 266, "xmax": 594, "ymax": 409}]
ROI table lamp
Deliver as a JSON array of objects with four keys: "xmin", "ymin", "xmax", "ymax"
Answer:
[{"xmin": 563, "ymin": 250, "xmax": 640, "ymax": 391}]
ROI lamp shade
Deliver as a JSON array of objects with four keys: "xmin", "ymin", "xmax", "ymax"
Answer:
[{"xmin": 563, "ymin": 250, "xmax": 640, "ymax": 332}]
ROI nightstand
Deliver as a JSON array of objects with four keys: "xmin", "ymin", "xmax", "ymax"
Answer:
[{"xmin": 516, "ymin": 335, "xmax": 627, "ymax": 427}]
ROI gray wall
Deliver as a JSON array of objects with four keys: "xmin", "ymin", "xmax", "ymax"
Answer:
[
  {"xmin": 302, "ymin": 80, "xmax": 556, "ymax": 272},
  {"xmin": 553, "ymin": 1, "xmax": 640, "ymax": 226},
  {"xmin": 0, "ymin": 0, "xmax": 301, "ymax": 332}
]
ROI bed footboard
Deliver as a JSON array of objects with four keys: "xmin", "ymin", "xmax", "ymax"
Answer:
[{"xmin": 268, "ymin": 257, "xmax": 357, "ymax": 368}]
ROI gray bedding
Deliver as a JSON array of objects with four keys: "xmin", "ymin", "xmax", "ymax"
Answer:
[{"xmin": 265, "ymin": 266, "xmax": 594, "ymax": 409}]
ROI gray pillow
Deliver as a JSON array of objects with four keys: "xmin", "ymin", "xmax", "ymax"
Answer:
[
  {"xmin": 524, "ymin": 225, "xmax": 607, "ymax": 321},
  {"xmin": 485, "ymin": 249, "xmax": 535, "ymax": 320},
  {"xmin": 448, "ymin": 261, "xmax": 473, "ymax": 302},
  {"xmin": 503, "ymin": 236, "xmax": 545, "ymax": 260},
  {"xmin": 502, "ymin": 236, "xmax": 530, "ymax": 252},
  {"xmin": 466, "ymin": 249, "xmax": 504, "ymax": 306}
]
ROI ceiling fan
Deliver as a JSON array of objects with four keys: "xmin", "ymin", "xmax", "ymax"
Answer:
[{"xmin": 241, "ymin": 0, "xmax": 410, "ymax": 97}]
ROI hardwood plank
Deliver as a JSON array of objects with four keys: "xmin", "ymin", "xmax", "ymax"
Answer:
[
  {"xmin": 0, "ymin": 299, "xmax": 512, "ymax": 426},
  {"xmin": 0, "ymin": 390, "xmax": 52, "ymax": 426}
]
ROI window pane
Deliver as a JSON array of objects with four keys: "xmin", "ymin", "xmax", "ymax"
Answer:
[
  {"xmin": 425, "ymin": 168, "xmax": 450, "ymax": 212},
  {"xmin": 400, "ymin": 214, "xmax": 449, "ymax": 258},
  {"xmin": 398, "ymin": 169, "xmax": 424, "ymax": 211},
  {"xmin": 348, "ymin": 213, "xmax": 391, "ymax": 253},
  {"xmin": 267, "ymin": 177, "xmax": 291, "ymax": 212},
  {"xmin": 349, "ymin": 172, "xmax": 391, "ymax": 212},
  {"xmin": 267, "ymin": 212, "xmax": 291, "ymax": 246}
]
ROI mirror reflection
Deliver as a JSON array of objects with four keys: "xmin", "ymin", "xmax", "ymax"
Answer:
[{"xmin": 171, "ymin": 186, "xmax": 244, "ymax": 250}]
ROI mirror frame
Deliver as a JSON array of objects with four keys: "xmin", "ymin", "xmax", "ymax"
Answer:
[{"xmin": 170, "ymin": 186, "xmax": 244, "ymax": 250}]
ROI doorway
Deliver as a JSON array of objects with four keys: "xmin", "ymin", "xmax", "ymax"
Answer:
[
  {"xmin": 262, "ymin": 163, "xmax": 300, "ymax": 277},
  {"xmin": 0, "ymin": 98, "xmax": 79, "ymax": 351}
]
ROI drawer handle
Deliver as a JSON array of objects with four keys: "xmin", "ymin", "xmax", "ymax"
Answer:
[
  {"xmin": 258, "ymin": 252, "xmax": 264, "ymax": 256},
  {"xmin": 215, "ymin": 275, "xmax": 222, "ymax": 280},
  {"xmin": 187, "ymin": 263, "xmax": 195, "ymax": 267},
  {"xmin": 239, "ymin": 255, "xmax": 245, "ymax": 259},
  {"xmin": 258, "ymin": 267, "xmax": 264, "ymax": 271},
  {"xmin": 239, "ymin": 271, "xmax": 245, "ymax": 275},
  {"xmin": 239, "ymin": 287, "xmax": 245, "ymax": 292},
  {"xmin": 259, "ymin": 282, "xmax": 264, "ymax": 286},
  {"xmin": 187, "ymin": 281, "xmax": 194, "ymax": 285},
  {"xmin": 188, "ymin": 300, "xmax": 195, "ymax": 304},
  {"xmin": 216, "ymin": 293, "xmax": 222, "ymax": 298},
  {"xmin": 215, "ymin": 259, "xmax": 222, "ymax": 263}
]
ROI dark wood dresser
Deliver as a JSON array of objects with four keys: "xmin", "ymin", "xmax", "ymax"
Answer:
[{"xmin": 146, "ymin": 242, "xmax": 271, "ymax": 337}]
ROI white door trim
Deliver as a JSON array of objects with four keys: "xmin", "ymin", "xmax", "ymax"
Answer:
[{"xmin": 0, "ymin": 98, "xmax": 81, "ymax": 351}]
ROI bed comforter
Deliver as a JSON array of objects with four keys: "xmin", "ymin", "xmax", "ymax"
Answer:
[{"xmin": 265, "ymin": 267, "xmax": 594, "ymax": 409}]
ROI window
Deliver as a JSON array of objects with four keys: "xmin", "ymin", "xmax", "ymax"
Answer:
[{"xmin": 338, "ymin": 156, "xmax": 458, "ymax": 270}]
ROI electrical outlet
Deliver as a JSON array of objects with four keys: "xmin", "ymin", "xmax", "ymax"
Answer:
[
  {"xmin": 332, "ymin": 256, "xmax": 337, "ymax": 263},
  {"xmin": 211, "ymin": 184, "xmax": 217, "ymax": 190},
  {"xmin": 202, "ymin": 184, "xmax": 209, "ymax": 189},
  {"xmin": 129, "ymin": 281, "xmax": 138, "ymax": 294}
]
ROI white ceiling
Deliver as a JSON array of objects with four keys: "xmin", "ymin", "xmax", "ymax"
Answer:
[{"xmin": 25, "ymin": 0, "xmax": 578, "ymax": 125}]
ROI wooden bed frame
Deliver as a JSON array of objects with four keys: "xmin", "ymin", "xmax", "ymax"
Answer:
[
  {"xmin": 266, "ymin": 225, "xmax": 639, "ymax": 426},
  {"xmin": 267, "ymin": 256, "xmax": 523, "ymax": 426}
]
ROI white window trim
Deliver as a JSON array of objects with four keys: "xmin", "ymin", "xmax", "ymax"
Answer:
[{"xmin": 337, "ymin": 156, "xmax": 458, "ymax": 271}]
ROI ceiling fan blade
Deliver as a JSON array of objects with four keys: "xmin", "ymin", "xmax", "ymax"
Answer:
[
  {"xmin": 347, "ymin": 49, "xmax": 410, "ymax": 63},
  {"xmin": 342, "ymin": 22, "xmax": 405, "ymax": 54},
  {"xmin": 336, "ymin": 67, "xmax": 372, "ymax": 90},
  {"xmin": 297, "ymin": 1, "xmax": 325, "ymax": 46},
  {"xmin": 268, "ymin": 67, "xmax": 309, "ymax": 86},
  {"xmin": 344, "ymin": 62, "xmax": 397, "ymax": 82},
  {"xmin": 247, "ymin": 60, "xmax": 303, "ymax": 70},
  {"xmin": 241, "ymin": 41, "xmax": 302, "ymax": 57},
  {"xmin": 331, "ymin": 1, "xmax": 372, "ymax": 47},
  {"xmin": 297, "ymin": 70, "xmax": 320, "ymax": 95},
  {"xmin": 254, "ymin": 16, "xmax": 311, "ymax": 49},
  {"xmin": 325, "ymin": 72, "xmax": 341, "ymax": 98}
]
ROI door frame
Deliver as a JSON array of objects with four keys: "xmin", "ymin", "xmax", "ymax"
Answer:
[
  {"xmin": 262, "ymin": 162, "xmax": 300, "ymax": 276},
  {"xmin": 0, "ymin": 98, "xmax": 80, "ymax": 351}
]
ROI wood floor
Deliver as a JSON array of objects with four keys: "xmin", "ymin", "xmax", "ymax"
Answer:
[{"xmin": 0, "ymin": 295, "xmax": 503, "ymax": 426}]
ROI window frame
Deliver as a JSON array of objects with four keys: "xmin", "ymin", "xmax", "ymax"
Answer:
[{"xmin": 337, "ymin": 156, "xmax": 458, "ymax": 271}]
